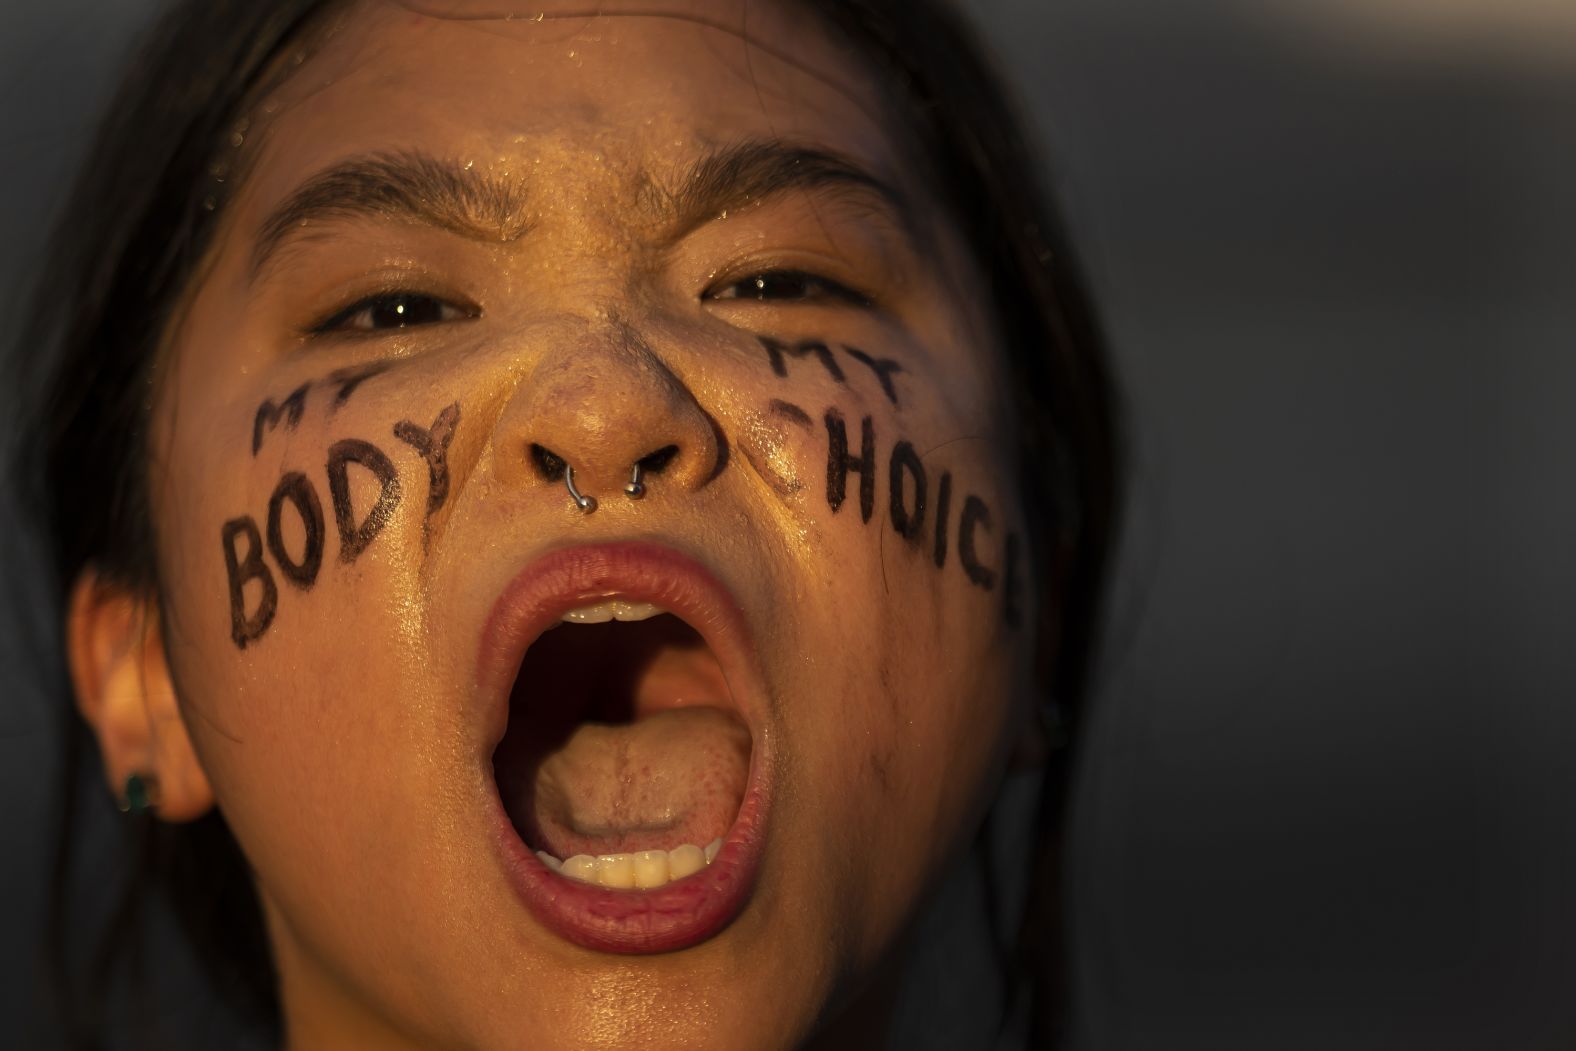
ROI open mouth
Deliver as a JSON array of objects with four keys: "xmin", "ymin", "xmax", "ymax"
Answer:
[
  {"xmin": 478, "ymin": 543, "xmax": 771, "ymax": 954},
  {"xmin": 492, "ymin": 603, "xmax": 750, "ymax": 888}
]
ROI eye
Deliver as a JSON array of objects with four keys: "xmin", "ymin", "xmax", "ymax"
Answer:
[
  {"xmin": 312, "ymin": 292, "xmax": 476, "ymax": 334},
  {"xmin": 705, "ymin": 270, "xmax": 871, "ymax": 307}
]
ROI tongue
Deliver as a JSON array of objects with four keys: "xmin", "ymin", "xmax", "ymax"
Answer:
[{"xmin": 508, "ymin": 706, "xmax": 750, "ymax": 859}]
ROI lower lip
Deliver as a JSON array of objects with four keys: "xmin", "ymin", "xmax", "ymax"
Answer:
[
  {"xmin": 478, "ymin": 542, "xmax": 772, "ymax": 954},
  {"xmin": 490, "ymin": 772, "xmax": 768, "ymax": 954}
]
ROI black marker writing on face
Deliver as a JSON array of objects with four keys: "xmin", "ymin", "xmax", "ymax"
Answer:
[
  {"xmin": 757, "ymin": 336, "xmax": 909, "ymax": 409},
  {"xmin": 958, "ymin": 495, "xmax": 996, "ymax": 590},
  {"xmin": 815, "ymin": 407, "xmax": 1020, "ymax": 626},
  {"xmin": 251, "ymin": 361, "xmax": 392, "ymax": 454},
  {"xmin": 326, "ymin": 439, "xmax": 402, "ymax": 563},
  {"xmin": 843, "ymin": 347, "xmax": 903, "ymax": 407},
  {"xmin": 932, "ymin": 471, "xmax": 953, "ymax": 569},
  {"xmin": 266, "ymin": 471, "xmax": 325, "ymax": 589},
  {"xmin": 252, "ymin": 383, "xmax": 308, "ymax": 455},
  {"xmin": 393, "ymin": 402, "xmax": 460, "ymax": 517},
  {"xmin": 759, "ymin": 336, "xmax": 846, "ymax": 385},
  {"xmin": 767, "ymin": 399, "xmax": 813, "ymax": 429},
  {"xmin": 222, "ymin": 516, "xmax": 278, "ymax": 647},
  {"xmin": 222, "ymin": 401, "xmax": 462, "ymax": 648},
  {"xmin": 888, "ymin": 439, "xmax": 926, "ymax": 542},
  {"xmin": 328, "ymin": 361, "xmax": 394, "ymax": 411},
  {"xmin": 824, "ymin": 409, "xmax": 876, "ymax": 523}
]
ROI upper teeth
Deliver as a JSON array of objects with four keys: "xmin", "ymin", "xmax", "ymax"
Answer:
[{"xmin": 560, "ymin": 600, "xmax": 663, "ymax": 624}]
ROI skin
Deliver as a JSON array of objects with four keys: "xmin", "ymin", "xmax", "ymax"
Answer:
[{"xmin": 69, "ymin": 1, "xmax": 1040, "ymax": 1047}]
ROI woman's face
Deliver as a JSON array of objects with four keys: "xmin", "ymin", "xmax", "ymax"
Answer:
[{"xmin": 147, "ymin": 1, "xmax": 1033, "ymax": 1045}]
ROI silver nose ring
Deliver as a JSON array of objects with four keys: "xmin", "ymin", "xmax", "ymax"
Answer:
[
  {"xmin": 564, "ymin": 464, "xmax": 597, "ymax": 513},
  {"xmin": 624, "ymin": 462, "xmax": 646, "ymax": 499}
]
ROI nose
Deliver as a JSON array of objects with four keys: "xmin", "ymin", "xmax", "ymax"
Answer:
[{"xmin": 490, "ymin": 316, "xmax": 721, "ymax": 508}]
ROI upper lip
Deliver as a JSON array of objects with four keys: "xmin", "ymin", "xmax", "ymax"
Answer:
[{"xmin": 474, "ymin": 539, "xmax": 774, "ymax": 953}]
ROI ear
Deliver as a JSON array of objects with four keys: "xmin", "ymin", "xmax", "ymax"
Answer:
[{"xmin": 66, "ymin": 570, "xmax": 214, "ymax": 821}]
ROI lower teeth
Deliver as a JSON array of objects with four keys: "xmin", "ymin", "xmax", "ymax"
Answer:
[{"xmin": 537, "ymin": 838, "xmax": 724, "ymax": 889}]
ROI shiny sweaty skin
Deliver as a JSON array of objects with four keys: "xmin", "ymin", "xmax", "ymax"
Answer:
[{"xmin": 87, "ymin": 1, "xmax": 1037, "ymax": 1047}]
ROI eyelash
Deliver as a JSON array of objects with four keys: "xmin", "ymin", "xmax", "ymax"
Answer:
[
  {"xmin": 308, "ymin": 267, "xmax": 870, "ymax": 336},
  {"xmin": 310, "ymin": 292, "xmax": 476, "ymax": 335},
  {"xmin": 705, "ymin": 269, "xmax": 872, "ymax": 308}
]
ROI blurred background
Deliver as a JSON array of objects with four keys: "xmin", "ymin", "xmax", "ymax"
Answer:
[{"xmin": 2, "ymin": 1, "xmax": 1572, "ymax": 1047}]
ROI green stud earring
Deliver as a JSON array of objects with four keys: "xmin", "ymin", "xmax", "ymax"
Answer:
[{"xmin": 118, "ymin": 772, "xmax": 160, "ymax": 815}]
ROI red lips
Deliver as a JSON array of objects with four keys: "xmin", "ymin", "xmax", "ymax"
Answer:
[{"xmin": 476, "ymin": 541, "xmax": 772, "ymax": 953}]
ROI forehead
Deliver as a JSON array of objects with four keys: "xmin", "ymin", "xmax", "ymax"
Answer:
[{"xmin": 236, "ymin": 0, "xmax": 905, "ymax": 211}]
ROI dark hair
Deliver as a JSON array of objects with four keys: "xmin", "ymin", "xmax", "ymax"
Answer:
[{"xmin": 9, "ymin": 1, "xmax": 1120, "ymax": 1047}]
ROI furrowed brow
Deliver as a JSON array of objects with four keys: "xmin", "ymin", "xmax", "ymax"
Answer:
[
  {"xmin": 249, "ymin": 151, "xmax": 531, "ymax": 281},
  {"xmin": 653, "ymin": 140, "xmax": 917, "ymax": 242}
]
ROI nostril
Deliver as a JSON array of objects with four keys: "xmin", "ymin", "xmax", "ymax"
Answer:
[
  {"xmin": 530, "ymin": 443, "xmax": 568, "ymax": 482},
  {"xmin": 637, "ymin": 445, "xmax": 680, "ymax": 476}
]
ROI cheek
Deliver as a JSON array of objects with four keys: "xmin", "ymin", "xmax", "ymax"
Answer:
[
  {"xmin": 151, "ymin": 371, "xmax": 466, "ymax": 868},
  {"xmin": 158, "ymin": 362, "xmax": 462, "ymax": 647},
  {"xmin": 788, "ymin": 414, "xmax": 1024, "ymax": 962},
  {"xmin": 717, "ymin": 332, "xmax": 1027, "ymax": 940},
  {"xmin": 790, "ymin": 409, "xmax": 1023, "ymax": 793}
]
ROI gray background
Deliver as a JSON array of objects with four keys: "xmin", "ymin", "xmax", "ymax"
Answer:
[{"xmin": 3, "ymin": 1, "xmax": 1572, "ymax": 1047}]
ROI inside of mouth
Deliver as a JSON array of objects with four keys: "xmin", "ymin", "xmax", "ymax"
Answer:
[{"xmin": 492, "ymin": 611, "xmax": 750, "ymax": 887}]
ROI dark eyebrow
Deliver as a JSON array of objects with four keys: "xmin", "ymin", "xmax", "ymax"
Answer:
[
  {"xmin": 250, "ymin": 151, "xmax": 531, "ymax": 281},
  {"xmin": 651, "ymin": 140, "xmax": 916, "ymax": 242}
]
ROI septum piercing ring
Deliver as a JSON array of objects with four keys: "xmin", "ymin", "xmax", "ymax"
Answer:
[{"xmin": 564, "ymin": 464, "xmax": 597, "ymax": 513}]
